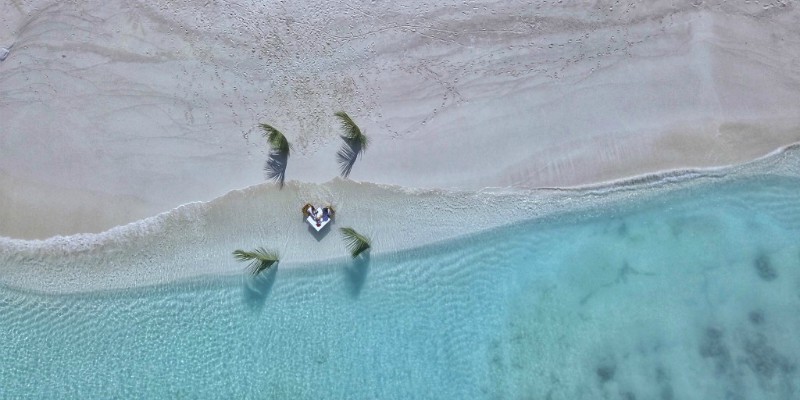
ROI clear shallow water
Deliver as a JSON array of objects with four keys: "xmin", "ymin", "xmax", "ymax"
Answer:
[{"xmin": 1, "ymin": 176, "xmax": 800, "ymax": 399}]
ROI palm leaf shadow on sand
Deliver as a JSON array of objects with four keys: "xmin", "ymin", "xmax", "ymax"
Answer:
[
  {"xmin": 336, "ymin": 139, "xmax": 362, "ymax": 178},
  {"xmin": 259, "ymin": 123, "xmax": 290, "ymax": 188},
  {"xmin": 243, "ymin": 266, "xmax": 278, "ymax": 309},
  {"xmin": 334, "ymin": 111, "xmax": 367, "ymax": 178},
  {"xmin": 264, "ymin": 151, "xmax": 288, "ymax": 188},
  {"xmin": 343, "ymin": 253, "xmax": 370, "ymax": 298}
]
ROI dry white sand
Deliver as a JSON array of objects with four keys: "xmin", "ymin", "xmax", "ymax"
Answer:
[{"xmin": 1, "ymin": 1, "xmax": 799, "ymax": 291}]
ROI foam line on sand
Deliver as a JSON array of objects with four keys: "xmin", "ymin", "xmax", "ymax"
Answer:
[{"xmin": 1, "ymin": 144, "xmax": 798, "ymax": 294}]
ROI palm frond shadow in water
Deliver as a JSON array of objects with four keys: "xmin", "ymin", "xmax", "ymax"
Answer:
[
  {"xmin": 264, "ymin": 151, "xmax": 288, "ymax": 188},
  {"xmin": 344, "ymin": 253, "xmax": 370, "ymax": 298},
  {"xmin": 243, "ymin": 266, "xmax": 278, "ymax": 309},
  {"xmin": 336, "ymin": 138, "xmax": 362, "ymax": 178}
]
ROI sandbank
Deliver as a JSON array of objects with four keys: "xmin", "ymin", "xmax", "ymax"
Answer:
[
  {"xmin": 1, "ymin": 1, "xmax": 800, "ymax": 292},
  {"xmin": 2, "ymin": 1, "xmax": 799, "ymax": 240}
]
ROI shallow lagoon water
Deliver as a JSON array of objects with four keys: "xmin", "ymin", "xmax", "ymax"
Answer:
[{"xmin": 1, "ymin": 175, "xmax": 800, "ymax": 399}]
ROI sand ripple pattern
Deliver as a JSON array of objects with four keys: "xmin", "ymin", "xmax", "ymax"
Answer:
[{"xmin": 2, "ymin": 1, "xmax": 800, "ymax": 238}]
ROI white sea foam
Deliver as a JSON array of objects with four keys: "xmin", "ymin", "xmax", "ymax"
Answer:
[{"xmin": 1, "ymin": 144, "xmax": 798, "ymax": 294}]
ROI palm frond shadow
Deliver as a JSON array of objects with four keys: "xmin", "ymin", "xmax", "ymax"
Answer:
[
  {"xmin": 344, "ymin": 253, "xmax": 370, "ymax": 298},
  {"xmin": 264, "ymin": 151, "xmax": 288, "ymax": 188},
  {"xmin": 243, "ymin": 266, "xmax": 278, "ymax": 309},
  {"xmin": 337, "ymin": 138, "xmax": 362, "ymax": 178}
]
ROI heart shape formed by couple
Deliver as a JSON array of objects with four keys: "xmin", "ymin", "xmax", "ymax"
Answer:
[{"xmin": 302, "ymin": 204, "xmax": 335, "ymax": 232}]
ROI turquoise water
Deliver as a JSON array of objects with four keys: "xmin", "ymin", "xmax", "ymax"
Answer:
[{"xmin": 2, "ymin": 176, "xmax": 800, "ymax": 399}]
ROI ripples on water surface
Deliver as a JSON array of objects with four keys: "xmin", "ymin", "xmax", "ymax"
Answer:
[{"xmin": 1, "ymin": 176, "xmax": 800, "ymax": 399}]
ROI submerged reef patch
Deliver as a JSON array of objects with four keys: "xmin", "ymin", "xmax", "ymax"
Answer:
[
  {"xmin": 754, "ymin": 252, "xmax": 778, "ymax": 281},
  {"xmin": 699, "ymin": 327, "xmax": 732, "ymax": 374}
]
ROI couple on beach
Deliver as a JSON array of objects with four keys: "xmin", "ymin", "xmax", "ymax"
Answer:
[{"xmin": 304, "ymin": 203, "xmax": 335, "ymax": 227}]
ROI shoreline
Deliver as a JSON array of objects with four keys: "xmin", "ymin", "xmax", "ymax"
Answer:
[
  {"xmin": 3, "ymin": 0, "xmax": 800, "ymax": 293},
  {"xmin": 1, "ymin": 142, "xmax": 798, "ymax": 294}
]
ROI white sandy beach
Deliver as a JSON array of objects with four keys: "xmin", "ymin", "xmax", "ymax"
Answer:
[{"xmin": 1, "ymin": 1, "xmax": 800, "ymax": 291}]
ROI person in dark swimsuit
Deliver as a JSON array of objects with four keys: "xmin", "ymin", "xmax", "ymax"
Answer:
[{"xmin": 322, "ymin": 207, "xmax": 330, "ymax": 222}]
